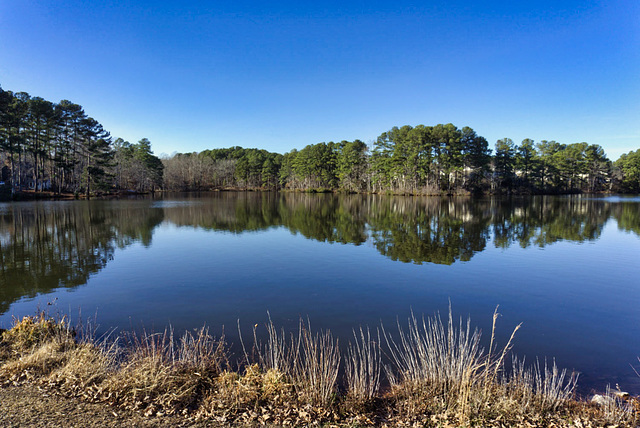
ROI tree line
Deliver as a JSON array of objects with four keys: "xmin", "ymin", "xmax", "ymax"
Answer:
[
  {"xmin": 0, "ymin": 86, "xmax": 163, "ymax": 197},
  {"xmin": 2, "ymin": 85, "xmax": 639, "ymax": 195},
  {"xmin": 163, "ymin": 125, "xmax": 640, "ymax": 195}
]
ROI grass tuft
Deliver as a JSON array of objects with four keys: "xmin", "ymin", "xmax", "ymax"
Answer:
[
  {"xmin": 381, "ymin": 308, "xmax": 486, "ymax": 420},
  {"xmin": 345, "ymin": 326, "xmax": 381, "ymax": 407},
  {"xmin": 292, "ymin": 320, "xmax": 341, "ymax": 407},
  {"xmin": 2, "ymin": 312, "xmax": 74, "ymax": 353}
]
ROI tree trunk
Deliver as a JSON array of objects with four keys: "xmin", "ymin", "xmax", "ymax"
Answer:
[{"xmin": 85, "ymin": 152, "xmax": 91, "ymax": 198}]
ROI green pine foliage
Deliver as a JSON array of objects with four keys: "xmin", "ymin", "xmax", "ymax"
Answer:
[
  {"xmin": 615, "ymin": 149, "xmax": 640, "ymax": 193},
  {"xmin": 0, "ymin": 85, "xmax": 165, "ymax": 196},
  {"xmin": 2, "ymin": 85, "xmax": 639, "ymax": 196}
]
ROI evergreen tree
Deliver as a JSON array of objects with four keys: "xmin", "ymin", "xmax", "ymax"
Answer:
[
  {"xmin": 461, "ymin": 127, "xmax": 491, "ymax": 192},
  {"xmin": 515, "ymin": 138, "xmax": 537, "ymax": 189},
  {"xmin": 494, "ymin": 138, "xmax": 516, "ymax": 191}
]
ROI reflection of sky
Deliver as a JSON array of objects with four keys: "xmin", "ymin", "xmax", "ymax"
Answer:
[
  {"xmin": 2, "ymin": 214, "xmax": 640, "ymax": 394},
  {"xmin": 150, "ymin": 201, "xmax": 204, "ymax": 208},
  {"xmin": 589, "ymin": 195, "xmax": 640, "ymax": 203}
]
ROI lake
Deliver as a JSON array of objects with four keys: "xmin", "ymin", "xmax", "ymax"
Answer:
[{"xmin": 1, "ymin": 192, "xmax": 639, "ymax": 395}]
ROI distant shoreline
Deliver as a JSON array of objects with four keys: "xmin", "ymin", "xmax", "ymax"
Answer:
[{"xmin": 0, "ymin": 187, "xmax": 621, "ymax": 203}]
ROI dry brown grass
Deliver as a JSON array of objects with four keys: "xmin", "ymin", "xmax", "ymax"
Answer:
[
  {"xmin": 381, "ymin": 309, "xmax": 487, "ymax": 420},
  {"xmin": 345, "ymin": 327, "xmax": 381, "ymax": 407},
  {"xmin": 0, "ymin": 313, "xmax": 76, "ymax": 383},
  {"xmin": 101, "ymin": 327, "xmax": 226, "ymax": 416},
  {"xmin": 378, "ymin": 307, "xmax": 588, "ymax": 426},
  {"xmin": 1, "ymin": 312, "xmax": 74, "ymax": 353},
  {"xmin": 42, "ymin": 340, "xmax": 119, "ymax": 402},
  {"xmin": 292, "ymin": 320, "xmax": 341, "ymax": 408},
  {"xmin": 504, "ymin": 356, "xmax": 578, "ymax": 414},
  {"xmin": 197, "ymin": 364, "xmax": 296, "ymax": 422},
  {"xmin": 0, "ymin": 310, "xmax": 637, "ymax": 427},
  {"xmin": 249, "ymin": 314, "xmax": 294, "ymax": 375},
  {"xmin": 594, "ymin": 384, "xmax": 637, "ymax": 426},
  {"xmin": 1, "ymin": 340, "xmax": 69, "ymax": 382},
  {"xmin": 248, "ymin": 317, "xmax": 341, "ymax": 408}
]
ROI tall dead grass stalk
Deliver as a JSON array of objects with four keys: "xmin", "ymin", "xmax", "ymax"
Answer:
[
  {"xmin": 599, "ymin": 384, "xmax": 636, "ymax": 425},
  {"xmin": 251, "ymin": 313, "xmax": 296, "ymax": 375},
  {"xmin": 345, "ymin": 326, "xmax": 381, "ymax": 404},
  {"xmin": 292, "ymin": 319, "xmax": 341, "ymax": 407},
  {"xmin": 382, "ymin": 307, "xmax": 524, "ymax": 422},
  {"xmin": 506, "ymin": 356, "xmax": 578, "ymax": 413},
  {"xmin": 382, "ymin": 310, "xmax": 483, "ymax": 408}
]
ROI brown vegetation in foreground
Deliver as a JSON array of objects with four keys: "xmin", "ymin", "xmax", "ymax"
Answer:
[{"xmin": 0, "ymin": 311, "xmax": 638, "ymax": 427}]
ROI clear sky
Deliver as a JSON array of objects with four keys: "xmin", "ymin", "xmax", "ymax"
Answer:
[{"xmin": 1, "ymin": 0, "xmax": 638, "ymax": 160}]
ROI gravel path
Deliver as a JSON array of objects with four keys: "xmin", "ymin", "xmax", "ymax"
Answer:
[{"xmin": 0, "ymin": 384, "xmax": 202, "ymax": 428}]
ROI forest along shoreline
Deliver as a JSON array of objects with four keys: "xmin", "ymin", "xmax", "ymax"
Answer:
[
  {"xmin": 1, "ymin": 311, "xmax": 639, "ymax": 427},
  {"xmin": 2, "ymin": 86, "xmax": 640, "ymax": 201}
]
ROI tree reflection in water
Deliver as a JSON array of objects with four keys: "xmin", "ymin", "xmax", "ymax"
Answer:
[{"xmin": 0, "ymin": 194, "xmax": 637, "ymax": 312}]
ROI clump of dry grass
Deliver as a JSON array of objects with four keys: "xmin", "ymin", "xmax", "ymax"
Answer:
[
  {"xmin": 592, "ymin": 384, "xmax": 638, "ymax": 426},
  {"xmin": 0, "ymin": 312, "xmax": 76, "ymax": 383},
  {"xmin": 2, "ymin": 312, "xmax": 74, "ymax": 353},
  {"xmin": 46, "ymin": 341, "xmax": 119, "ymax": 398},
  {"xmin": 102, "ymin": 326, "xmax": 226, "ymax": 416},
  {"xmin": 505, "ymin": 356, "xmax": 578, "ymax": 414},
  {"xmin": 382, "ymin": 309, "xmax": 483, "ymax": 418},
  {"xmin": 345, "ymin": 326, "xmax": 381, "ymax": 408},
  {"xmin": 0, "ymin": 340, "xmax": 69, "ymax": 383},
  {"xmin": 381, "ymin": 307, "xmax": 526, "ymax": 424},
  {"xmin": 292, "ymin": 320, "xmax": 341, "ymax": 408},
  {"xmin": 249, "ymin": 313, "xmax": 295, "ymax": 375},
  {"xmin": 197, "ymin": 363, "xmax": 296, "ymax": 423},
  {"xmin": 247, "ymin": 316, "xmax": 341, "ymax": 408},
  {"xmin": 202, "ymin": 317, "xmax": 342, "ymax": 425}
]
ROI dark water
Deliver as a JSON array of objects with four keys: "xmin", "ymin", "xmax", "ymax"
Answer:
[{"xmin": 1, "ymin": 192, "xmax": 639, "ymax": 395}]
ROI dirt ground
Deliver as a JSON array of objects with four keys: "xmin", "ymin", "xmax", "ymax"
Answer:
[{"xmin": 0, "ymin": 384, "xmax": 205, "ymax": 428}]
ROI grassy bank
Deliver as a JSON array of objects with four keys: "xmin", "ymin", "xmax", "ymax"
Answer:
[{"xmin": 0, "ymin": 310, "xmax": 638, "ymax": 427}]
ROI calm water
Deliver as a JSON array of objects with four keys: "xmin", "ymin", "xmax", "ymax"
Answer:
[{"xmin": 1, "ymin": 192, "xmax": 639, "ymax": 394}]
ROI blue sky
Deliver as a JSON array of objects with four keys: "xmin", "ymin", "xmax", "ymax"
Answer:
[{"xmin": 1, "ymin": 0, "xmax": 638, "ymax": 160}]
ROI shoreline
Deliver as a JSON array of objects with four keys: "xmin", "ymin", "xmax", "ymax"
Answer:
[
  {"xmin": 0, "ymin": 187, "xmax": 624, "ymax": 203},
  {"xmin": 1, "ymin": 312, "xmax": 638, "ymax": 427}
]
